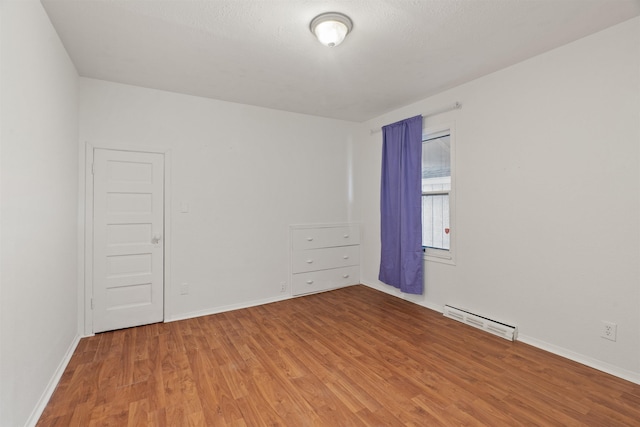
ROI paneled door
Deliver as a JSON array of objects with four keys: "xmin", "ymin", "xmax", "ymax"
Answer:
[{"xmin": 92, "ymin": 149, "xmax": 164, "ymax": 333}]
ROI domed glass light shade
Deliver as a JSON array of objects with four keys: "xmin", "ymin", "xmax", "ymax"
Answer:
[{"xmin": 310, "ymin": 12, "xmax": 353, "ymax": 47}]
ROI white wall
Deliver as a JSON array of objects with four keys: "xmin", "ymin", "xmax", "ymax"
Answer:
[
  {"xmin": 0, "ymin": 1, "xmax": 79, "ymax": 426},
  {"xmin": 79, "ymin": 78, "xmax": 358, "ymax": 325},
  {"xmin": 355, "ymin": 17, "xmax": 640, "ymax": 381}
]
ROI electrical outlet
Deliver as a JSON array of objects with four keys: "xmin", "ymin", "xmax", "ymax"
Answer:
[
  {"xmin": 601, "ymin": 321, "xmax": 617, "ymax": 341},
  {"xmin": 180, "ymin": 282, "xmax": 189, "ymax": 295},
  {"xmin": 280, "ymin": 281, "xmax": 287, "ymax": 293}
]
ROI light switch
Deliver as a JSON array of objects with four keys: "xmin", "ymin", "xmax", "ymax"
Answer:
[{"xmin": 180, "ymin": 203, "xmax": 189, "ymax": 213}]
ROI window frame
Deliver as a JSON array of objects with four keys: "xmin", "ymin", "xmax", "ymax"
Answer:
[{"xmin": 422, "ymin": 124, "xmax": 456, "ymax": 265}]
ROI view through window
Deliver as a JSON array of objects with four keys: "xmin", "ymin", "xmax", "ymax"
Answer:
[{"xmin": 422, "ymin": 132, "xmax": 451, "ymax": 253}]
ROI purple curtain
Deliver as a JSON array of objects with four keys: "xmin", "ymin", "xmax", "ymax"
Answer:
[{"xmin": 379, "ymin": 115, "xmax": 423, "ymax": 294}]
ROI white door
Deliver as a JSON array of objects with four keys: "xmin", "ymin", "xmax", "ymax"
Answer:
[{"xmin": 92, "ymin": 149, "xmax": 164, "ymax": 333}]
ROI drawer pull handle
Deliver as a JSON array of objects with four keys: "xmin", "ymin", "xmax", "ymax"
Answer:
[
  {"xmin": 306, "ymin": 259, "xmax": 313, "ymax": 264},
  {"xmin": 343, "ymin": 234, "xmax": 349, "ymax": 238},
  {"xmin": 343, "ymin": 255, "xmax": 349, "ymax": 259},
  {"xmin": 306, "ymin": 237, "xmax": 313, "ymax": 241},
  {"xmin": 343, "ymin": 274, "xmax": 350, "ymax": 278},
  {"xmin": 306, "ymin": 280, "xmax": 314, "ymax": 284}
]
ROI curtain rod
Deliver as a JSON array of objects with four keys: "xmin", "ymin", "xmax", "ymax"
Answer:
[{"xmin": 370, "ymin": 102, "xmax": 462, "ymax": 135}]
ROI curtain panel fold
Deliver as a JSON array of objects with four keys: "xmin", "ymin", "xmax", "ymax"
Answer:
[{"xmin": 378, "ymin": 115, "xmax": 424, "ymax": 295}]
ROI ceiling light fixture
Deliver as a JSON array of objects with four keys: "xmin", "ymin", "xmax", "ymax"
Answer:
[{"xmin": 310, "ymin": 12, "xmax": 353, "ymax": 47}]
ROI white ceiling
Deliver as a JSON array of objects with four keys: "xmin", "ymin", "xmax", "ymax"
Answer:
[{"xmin": 41, "ymin": 0, "xmax": 640, "ymax": 122}]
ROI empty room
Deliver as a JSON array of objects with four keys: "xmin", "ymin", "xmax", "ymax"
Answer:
[{"xmin": 2, "ymin": 0, "xmax": 640, "ymax": 425}]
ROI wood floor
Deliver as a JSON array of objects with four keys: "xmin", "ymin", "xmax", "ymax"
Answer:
[{"xmin": 38, "ymin": 285, "xmax": 640, "ymax": 426}]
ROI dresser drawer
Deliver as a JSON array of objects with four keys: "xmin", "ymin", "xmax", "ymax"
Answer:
[
  {"xmin": 291, "ymin": 245, "xmax": 360, "ymax": 273},
  {"xmin": 291, "ymin": 266, "xmax": 359, "ymax": 296},
  {"xmin": 291, "ymin": 225, "xmax": 359, "ymax": 250}
]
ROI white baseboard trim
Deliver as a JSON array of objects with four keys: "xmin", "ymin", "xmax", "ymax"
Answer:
[
  {"xmin": 25, "ymin": 334, "xmax": 82, "ymax": 427},
  {"xmin": 360, "ymin": 280, "xmax": 443, "ymax": 313},
  {"xmin": 166, "ymin": 284, "xmax": 367, "ymax": 323},
  {"xmin": 166, "ymin": 294, "xmax": 292, "ymax": 323},
  {"xmin": 517, "ymin": 334, "xmax": 640, "ymax": 385},
  {"xmin": 360, "ymin": 281, "xmax": 640, "ymax": 386}
]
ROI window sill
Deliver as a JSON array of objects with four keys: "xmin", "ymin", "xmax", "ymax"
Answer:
[{"xmin": 423, "ymin": 251, "xmax": 455, "ymax": 265}]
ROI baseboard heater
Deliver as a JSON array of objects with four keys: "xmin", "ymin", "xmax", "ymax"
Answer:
[{"xmin": 443, "ymin": 305, "xmax": 518, "ymax": 341}]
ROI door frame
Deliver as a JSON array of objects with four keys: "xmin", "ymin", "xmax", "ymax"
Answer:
[{"xmin": 82, "ymin": 141, "xmax": 173, "ymax": 336}]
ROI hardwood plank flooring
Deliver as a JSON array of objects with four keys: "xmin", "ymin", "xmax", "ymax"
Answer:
[{"xmin": 37, "ymin": 285, "xmax": 640, "ymax": 426}]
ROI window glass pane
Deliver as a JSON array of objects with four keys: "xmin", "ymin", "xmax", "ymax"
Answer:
[
  {"xmin": 422, "ymin": 194, "xmax": 450, "ymax": 250},
  {"xmin": 422, "ymin": 133, "xmax": 451, "ymax": 251},
  {"xmin": 422, "ymin": 135, "xmax": 451, "ymax": 192}
]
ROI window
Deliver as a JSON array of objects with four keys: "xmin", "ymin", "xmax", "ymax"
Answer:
[{"xmin": 422, "ymin": 128, "xmax": 454, "ymax": 262}]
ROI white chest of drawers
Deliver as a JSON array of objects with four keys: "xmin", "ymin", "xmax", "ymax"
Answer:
[{"xmin": 290, "ymin": 224, "xmax": 360, "ymax": 296}]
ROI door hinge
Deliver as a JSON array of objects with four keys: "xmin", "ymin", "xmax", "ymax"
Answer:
[
  {"xmin": 90, "ymin": 298, "xmax": 94, "ymax": 309},
  {"xmin": 91, "ymin": 163, "xmax": 95, "ymax": 175}
]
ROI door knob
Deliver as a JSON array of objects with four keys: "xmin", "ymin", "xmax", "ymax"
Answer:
[{"xmin": 152, "ymin": 232, "xmax": 162, "ymax": 244}]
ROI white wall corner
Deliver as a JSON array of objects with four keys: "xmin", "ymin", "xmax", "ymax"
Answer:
[{"xmin": 24, "ymin": 335, "xmax": 82, "ymax": 427}]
